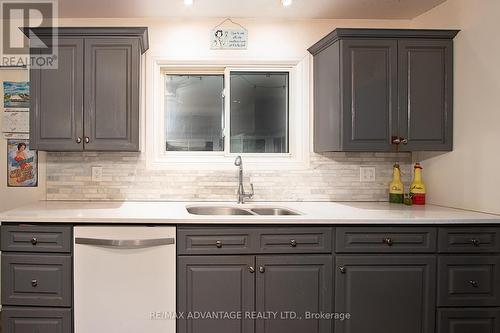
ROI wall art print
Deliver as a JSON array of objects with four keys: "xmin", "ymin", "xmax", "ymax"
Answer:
[
  {"xmin": 7, "ymin": 139, "xmax": 38, "ymax": 187},
  {"xmin": 3, "ymin": 81, "xmax": 30, "ymax": 109}
]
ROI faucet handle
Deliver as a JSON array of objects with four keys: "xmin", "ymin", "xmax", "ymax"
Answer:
[{"xmin": 248, "ymin": 183, "xmax": 254, "ymax": 198}]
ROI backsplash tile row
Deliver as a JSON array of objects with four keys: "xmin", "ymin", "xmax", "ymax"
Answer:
[{"xmin": 46, "ymin": 152, "xmax": 412, "ymax": 201}]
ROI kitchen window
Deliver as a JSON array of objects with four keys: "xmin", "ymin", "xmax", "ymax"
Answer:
[
  {"xmin": 148, "ymin": 60, "xmax": 309, "ymax": 170},
  {"xmin": 164, "ymin": 70, "xmax": 289, "ymax": 154}
]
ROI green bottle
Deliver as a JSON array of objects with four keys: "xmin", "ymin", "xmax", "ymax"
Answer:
[{"xmin": 389, "ymin": 164, "xmax": 404, "ymax": 204}]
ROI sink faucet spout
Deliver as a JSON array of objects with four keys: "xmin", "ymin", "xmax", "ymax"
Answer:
[{"xmin": 234, "ymin": 156, "xmax": 254, "ymax": 204}]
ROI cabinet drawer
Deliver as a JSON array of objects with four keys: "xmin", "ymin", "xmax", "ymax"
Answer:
[
  {"xmin": 257, "ymin": 228, "xmax": 332, "ymax": 253},
  {"xmin": 177, "ymin": 228, "xmax": 257, "ymax": 254},
  {"xmin": 1, "ymin": 225, "xmax": 72, "ymax": 253},
  {"xmin": 2, "ymin": 307, "xmax": 72, "ymax": 333},
  {"xmin": 1, "ymin": 254, "xmax": 72, "ymax": 307},
  {"xmin": 438, "ymin": 256, "xmax": 500, "ymax": 307},
  {"xmin": 437, "ymin": 308, "xmax": 500, "ymax": 333},
  {"xmin": 336, "ymin": 227, "xmax": 437, "ymax": 253},
  {"xmin": 439, "ymin": 228, "xmax": 500, "ymax": 253}
]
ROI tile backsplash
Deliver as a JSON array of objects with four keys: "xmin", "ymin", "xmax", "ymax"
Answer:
[{"xmin": 46, "ymin": 152, "xmax": 412, "ymax": 201}]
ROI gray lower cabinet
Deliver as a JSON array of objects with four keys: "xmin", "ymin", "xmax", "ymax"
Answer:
[
  {"xmin": 1, "ymin": 254, "xmax": 72, "ymax": 307},
  {"xmin": 438, "ymin": 256, "xmax": 500, "ymax": 307},
  {"xmin": 255, "ymin": 255, "xmax": 332, "ymax": 333},
  {"xmin": 2, "ymin": 307, "xmax": 72, "ymax": 333},
  {"xmin": 27, "ymin": 27, "xmax": 148, "ymax": 152},
  {"xmin": 177, "ymin": 256, "xmax": 255, "ymax": 333},
  {"xmin": 0, "ymin": 224, "xmax": 73, "ymax": 333},
  {"xmin": 335, "ymin": 255, "xmax": 436, "ymax": 333},
  {"xmin": 177, "ymin": 254, "xmax": 333, "ymax": 333},
  {"xmin": 308, "ymin": 28, "xmax": 459, "ymax": 152},
  {"xmin": 437, "ymin": 308, "xmax": 500, "ymax": 333}
]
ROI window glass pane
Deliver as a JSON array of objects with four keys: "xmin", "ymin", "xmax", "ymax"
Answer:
[
  {"xmin": 230, "ymin": 72, "xmax": 289, "ymax": 153},
  {"xmin": 165, "ymin": 75, "xmax": 224, "ymax": 151}
]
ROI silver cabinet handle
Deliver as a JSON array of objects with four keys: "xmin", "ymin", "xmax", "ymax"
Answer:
[
  {"xmin": 75, "ymin": 237, "xmax": 175, "ymax": 248},
  {"xmin": 84, "ymin": 137, "xmax": 90, "ymax": 144}
]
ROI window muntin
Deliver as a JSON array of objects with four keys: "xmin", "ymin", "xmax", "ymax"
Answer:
[
  {"xmin": 164, "ymin": 74, "xmax": 224, "ymax": 151},
  {"xmin": 229, "ymin": 72, "xmax": 289, "ymax": 153}
]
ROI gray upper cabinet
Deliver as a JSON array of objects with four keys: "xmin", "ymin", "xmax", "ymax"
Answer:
[
  {"xmin": 30, "ymin": 38, "xmax": 84, "ymax": 151},
  {"xmin": 26, "ymin": 27, "xmax": 148, "ymax": 151},
  {"xmin": 84, "ymin": 38, "xmax": 140, "ymax": 151},
  {"xmin": 398, "ymin": 39, "xmax": 454, "ymax": 151},
  {"xmin": 340, "ymin": 39, "xmax": 398, "ymax": 151},
  {"xmin": 309, "ymin": 28, "xmax": 459, "ymax": 152}
]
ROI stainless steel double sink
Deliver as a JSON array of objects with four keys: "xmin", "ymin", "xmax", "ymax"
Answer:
[{"xmin": 186, "ymin": 205, "xmax": 301, "ymax": 216}]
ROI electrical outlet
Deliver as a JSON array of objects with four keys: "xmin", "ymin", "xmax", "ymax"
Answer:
[
  {"xmin": 360, "ymin": 166, "xmax": 376, "ymax": 182},
  {"xmin": 91, "ymin": 166, "xmax": 103, "ymax": 182}
]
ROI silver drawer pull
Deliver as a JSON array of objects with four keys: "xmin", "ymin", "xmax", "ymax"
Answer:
[
  {"xmin": 383, "ymin": 238, "xmax": 394, "ymax": 246},
  {"xmin": 471, "ymin": 239, "xmax": 480, "ymax": 247},
  {"xmin": 469, "ymin": 280, "xmax": 479, "ymax": 288},
  {"xmin": 31, "ymin": 279, "xmax": 38, "ymax": 287},
  {"xmin": 75, "ymin": 237, "xmax": 175, "ymax": 248}
]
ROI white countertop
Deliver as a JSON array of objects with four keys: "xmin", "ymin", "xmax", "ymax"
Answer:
[{"xmin": 1, "ymin": 201, "xmax": 499, "ymax": 224}]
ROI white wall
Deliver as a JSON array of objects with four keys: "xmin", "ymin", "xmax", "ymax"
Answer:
[
  {"xmin": 411, "ymin": 0, "xmax": 500, "ymax": 214},
  {"xmin": 57, "ymin": 17, "xmax": 411, "ymax": 59}
]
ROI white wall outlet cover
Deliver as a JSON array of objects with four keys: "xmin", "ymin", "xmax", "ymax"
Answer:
[
  {"xmin": 359, "ymin": 166, "xmax": 376, "ymax": 182},
  {"xmin": 91, "ymin": 166, "xmax": 103, "ymax": 182}
]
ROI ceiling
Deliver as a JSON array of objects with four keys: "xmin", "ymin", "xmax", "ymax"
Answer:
[{"xmin": 57, "ymin": 0, "xmax": 447, "ymax": 20}]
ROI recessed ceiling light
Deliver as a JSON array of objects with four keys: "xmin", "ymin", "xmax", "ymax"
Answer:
[
  {"xmin": 184, "ymin": 0, "xmax": 193, "ymax": 6},
  {"xmin": 281, "ymin": 0, "xmax": 292, "ymax": 7}
]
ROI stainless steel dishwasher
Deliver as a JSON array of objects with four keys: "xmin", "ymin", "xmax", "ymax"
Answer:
[{"xmin": 74, "ymin": 226, "xmax": 176, "ymax": 333}]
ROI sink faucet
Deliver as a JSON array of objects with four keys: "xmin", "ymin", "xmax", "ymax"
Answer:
[{"xmin": 234, "ymin": 156, "xmax": 254, "ymax": 204}]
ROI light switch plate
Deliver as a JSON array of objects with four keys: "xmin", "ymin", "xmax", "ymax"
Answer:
[
  {"xmin": 91, "ymin": 166, "xmax": 103, "ymax": 182},
  {"xmin": 360, "ymin": 166, "xmax": 376, "ymax": 182}
]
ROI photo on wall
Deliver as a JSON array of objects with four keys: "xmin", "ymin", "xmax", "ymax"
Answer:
[
  {"xmin": 3, "ymin": 81, "xmax": 30, "ymax": 109},
  {"xmin": 7, "ymin": 139, "xmax": 38, "ymax": 187}
]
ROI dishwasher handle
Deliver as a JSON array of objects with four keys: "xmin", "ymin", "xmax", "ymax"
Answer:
[{"xmin": 75, "ymin": 237, "xmax": 175, "ymax": 249}]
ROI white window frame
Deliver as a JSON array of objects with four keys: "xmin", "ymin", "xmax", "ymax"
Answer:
[{"xmin": 146, "ymin": 57, "xmax": 310, "ymax": 170}]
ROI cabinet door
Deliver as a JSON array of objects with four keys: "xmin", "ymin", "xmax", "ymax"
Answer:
[
  {"xmin": 340, "ymin": 39, "xmax": 398, "ymax": 151},
  {"xmin": 177, "ymin": 256, "xmax": 255, "ymax": 333},
  {"xmin": 30, "ymin": 38, "xmax": 84, "ymax": 151},
  {"xmin": 398, "ymin": 39, "xmax": 453, "ymax": 151},
  {"xmin": 335, "ymin": 255, "xmax": 436, "ymax": 333},
  {"xmin": 255, "ymin": 255, "xmax": 333, "ymax": 333},
  {"xmin": 2, "ymin": 307, "xmax": 72, "ymax": 333},
  {"xmin": 84, "ymin": 38, "xmax": 140, "ymax": 151},
  {"xmin": 437, "ymin": 308, "xmax": 500, "ymax": 333},
  {"xmin": 2, "ymin": 254, "xmax": 72, "ymax": 307}
]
